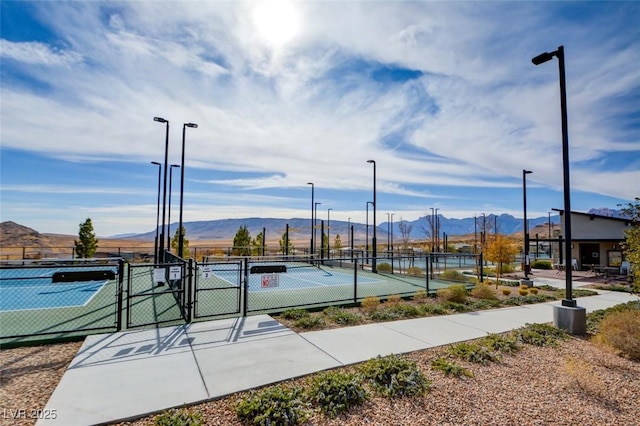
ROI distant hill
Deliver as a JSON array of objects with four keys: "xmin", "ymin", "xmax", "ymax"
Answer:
[{"xmin": 117, "ymin": 213, "xmax": 561, "ymax": 243}]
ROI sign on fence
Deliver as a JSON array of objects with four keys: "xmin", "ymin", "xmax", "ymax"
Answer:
[
  {"xmin": 202, "ymin": 266, "xmax": 212, "ymax": 278},
  {"xmin": 261, "ymin": 274, "xmax": 279, "ymax": 288},
  {"xmin": 169, "ymin": 266, "xmax": 182, "ymax": 280},
  {"xmin": 153, "ymin": 268, "xmax": 166, "ymax": 284}
]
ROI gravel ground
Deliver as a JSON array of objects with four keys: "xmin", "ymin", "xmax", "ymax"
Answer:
[{"xmin": 2, "ymin": 334, "xmax": 639, "ymax": 426}]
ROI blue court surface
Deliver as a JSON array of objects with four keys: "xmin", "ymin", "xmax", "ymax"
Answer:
[{"xmin": 0, "ymin": 266, "xmax": 118, "ymax": 311}]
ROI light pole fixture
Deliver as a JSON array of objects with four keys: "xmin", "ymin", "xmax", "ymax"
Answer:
[
  {"xmin": 523, "ymin": 169, "xmax": 533, "ymax": 279},
  {"xmin": 151, "ymin": 161, "xmax": 161, "ymax": 264},
  {"xmin": 314, "ymin": 202, "xmax": 322, "ymax": 256},
  {"xmin": 327, "ymin": 208, "xmax": 333, "ymax": 259},
  {"xmin": 386, "ymin": 213, "xmax": 391, "ymax": 253},
  {"xmin": 307, "ymin": 182, "xmax": 314, "ymax": 257},
  {"xmin": 532, "ymin": 45, "xmax": 575, "ymax": 308},
  {"xmin": 367, "ymin": 160, "xmax": 377, "ymax": 272},
  {"xmin": 347, "ymin": 217, "xmax": 351, "ymax": 254},
  {"xmin": 178, "ymin": 122, "xmax": 197, "ymax": 258},
  {"xmin": 366, "ymin": 201, "xmax": 373, "ymax": 264},
  {"xmin": 391, "ymin": 213, "xmax": 395, "ymax": 252},
  {"xmin": 153, "ymin": 116, "xmax": 169, "ymax": 262},
  {"xmin": 168, "ymin": 164, "xmax": 180, "ymax": 252}
]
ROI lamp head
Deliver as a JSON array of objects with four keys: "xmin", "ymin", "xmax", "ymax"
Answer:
[
  {"xmin": 532, "ymin": 51, "xmax": 555, "ymax": 65},
  {"xmin": 151, "ymin": 161, "xmax": 160, "ymax": 165},
  {"xmin": 153, "ymin": 117, "xmax": 168, "ymax": 123},
  {"xmin": 185, "ymin": 123, "xmax": 198, "ymax": 128},
  {"xmin": 524, "ymin": 170, "xmax": 533, "ymax": 175},
  {"xmin": 171, "ymin": 164, "xmax": 181, "ymax": 168},
  {"xmin": 367, "ymin": 159, "xmax": 375, "ymax": 164},
  {"xmin": 307, "ymin": 182, "xmax": 313, "ymax": 185}
]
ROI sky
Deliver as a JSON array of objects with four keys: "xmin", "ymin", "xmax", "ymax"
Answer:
[{"xmin": 1, "ymin": 1, "xmax": 639, "ymax": 237}]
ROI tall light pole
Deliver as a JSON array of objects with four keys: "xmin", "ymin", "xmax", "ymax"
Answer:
[
  {"xmin": 532, "ymin": 45, "xmax": 575, "ymax": 308},
  {"xmin": 366, "ymin": 201, "xmax": 373, "ymax": 264},
  {"xmin": 386, "ymin": 213, "xmax": 391, "ymax": 253},
  {"xmin": 178, "ymin": 122, "xmax": 197, "ymax": 259},
  {"xmin": 523, "ymin": 170, "xmax": 533, "ymax": 279},
  {"xmin": 347, "ymin": 217, "xmax": 351, "ymax": 254},
  {"xmin": 151, "ymin": 161, "xmax": 161, "ymax": 264},
  {"xmin": 167, "ymin": 164, "xmax": 180, "ymax": 252},
  {"xmin": 153, "ymin": 116, "xmax": 169, "ymax": 262},
  {"xmin": 314, "ymin": 202, "xmax": 322, "ymax": 257},
  {"xmin": 307, "ymin": 182, "xmax": 314, "ymax": 257},
  {"xmin": 367, "ymin": 160, "xmax": 377, "ymax": 272},
  {"xmin": 327, "ymin": 208, "xmax": 333, "ymax": 259},
  {"xmin": 390, "ymin": 213, "xmax": 395, "ymax": 252},
  {"xmin": 533, "ymin": 45, "xmax": 585, "ymax": 334},
  {"xmin": 435, "ymin": 208, "xmax": 440, "ymax": 252}
]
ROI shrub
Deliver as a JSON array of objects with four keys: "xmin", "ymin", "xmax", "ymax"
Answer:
[
  {"xmin": 407, "ymin": 266, "xmax": 424, "ymax": 276},
  {"xmin": 385, "ymin": 294, "xmax": 402, "ymax": 305},
  {"xmin": 307, "ymin": 371, "xmax": 368, "ymax": 418},
  {"xmin": 281, "ymin": 308, "xmax": 309, "ymax": 320},
  {"xmin": 420, "ymin": 303, "xmax": 448, "ymax": 316},
  {"xmin": 498, "ymin": 263, "xmax": 516, "ymax": 274},
  {"xmin": 469, "ymin": 299, "xmax": 501, "ymax": 311},
  {"xmin": 323, "ymin": 307, "xmax": 362, "ymax": 325},
  {"xmin": 531, "ymin": 259, "xmax": 553, "ymax": 270},
  {"xmin": 368, "ymin": 304, "xmax": 422, "ymax": 321},
  {"xmin": 437, "ymin": 284, "xmax": 468, "ymax": 303},
  {"xmin": 517, "ymin": 323, "xmax": 567, "ymax": 347},
  {"xmin": 294, "ymin": 315, "xmax": 325, "ymax": 330},
  {"xmin": 155, "ymin": 408, "xmax": 203, "ymax": 426},
  {"xmin": 501, "ymin": 288, "xmax": 511, "ymax": 296},
  {"xmin": 439, "ymin": 270, "xmax": 469, "ymax": 283},
  {"xmin": 447, "ymin": 342, "xmax": 501, "ymax": 365},
  {"xmin": 470, "ymin": 284, "xmax": 498, "ymax": 300},
  {"xmin": 441, "ymin": 301, "xmax": 472, "ymax": 313},
  {"xmin": 518, "ymin": 288, "xmax": 529, "ymax": 296},
  {"xmin": 360, "ymin": 296, "xmax": 380, "ymax": 313},
  {"xmin": 236, "ymin": 385, "xmax": 309, "ymax": 426},
  {"xmin": 562, "ymin": 357, "xmax": 609, "ymax": 402},
  {"xmin": 482, "ymin": 333, "xmax": 520, "ymax": 355},
  {"xmin": 359, "ymin": 354, "xmax": 430, "ymax": 398},
  {"xmin": 586, "ymin": 301, "xmax": 640, "ymax": 334},
  {"xmin": 594, "ymin": 310, "xmax": 640, "ymax": 360},
  {"xmin": 519, "ymin": 284, "xmax": 530, "ymax": 290},
  {"xmin": 377, "ymin": 262, "xmax": 392, "ymax": 272},
  {"xmin": 412, "ymin": 289, "xmax": 428, "ymax": 301},
  {"xmin": 431, "ymin": 357, "xmax": 473, "ymax": 378},
  {"xmin": 529, "ymin": 287, "xmax": 539, "ymax": 295}
]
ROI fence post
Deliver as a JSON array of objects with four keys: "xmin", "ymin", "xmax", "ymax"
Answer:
[
  {"xmin": 425, "ymin": 254, "xmax": 429, "ymax": 294},
  {"xmin": 479, "ymin": 252, "xmax": 484, "ymax": 283},
  {"xmin": 186, "ymin": 258, "xmax": 194, "ymax": 323},
  {"xmin": 242, "ymin": 258, "xmax": 248, "ymax": 317},
  {"xmin": 116, "ymin": 258, "xmax": 125, "ymax": 331},
  {"xmin": 353, "ymin": 257, "xmax": 358, "ymax": 303}
]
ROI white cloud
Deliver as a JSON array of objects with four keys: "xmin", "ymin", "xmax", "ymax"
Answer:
[{"xmin": 0, "ymin": 40, "xmax": 83, "ymax": 66}]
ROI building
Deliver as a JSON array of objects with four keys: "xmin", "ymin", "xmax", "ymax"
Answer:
[{"xmin": 553, "ymin": 209, "xmax": 631, "ymax": 271}]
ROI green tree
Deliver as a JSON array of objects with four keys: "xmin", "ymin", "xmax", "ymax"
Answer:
[
  {"xmin": 252, "ymin": 230, "xmax": 265, "ymax": 255},
  {"xmin": 170, "ymin": 226, "xmax": 189, "ymax": 258},
  {"xmin": 74, "ymin": 218, "xmax": 98, "ymax": 258},
  {"xmin": 484, "ymin": 234, "xmax": 518, "ymax": 288},
  {"xmin": 333, "ymin": 234, "xmax": 342, "ymax": 251},
  {"xmin": 279, "ymin": 231, "xmax": 295, "ymax": 255},
  {"xmin": 233, "ymin": 225, "xmax": 252, "ymax": 256},
  {"xmin": 621, "ymin": 198, "xmax": 640, "ymax": 290}
]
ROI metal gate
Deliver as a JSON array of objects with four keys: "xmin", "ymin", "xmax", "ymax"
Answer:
[
  {"xmin": 126, "ymin": 262, "xmax": 189, "ymax": 328},
  {"xmin": 193, "ymin": 260, "xmax": 243, "ymax": 320}
]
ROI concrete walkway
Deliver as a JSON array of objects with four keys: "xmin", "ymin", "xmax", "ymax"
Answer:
[{"xmin": 38, "ymin": 283, "xmax": 638, "ymax": 426}]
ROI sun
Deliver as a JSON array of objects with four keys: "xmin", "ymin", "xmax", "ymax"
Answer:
[{"xmin": 252, "ymin": 0, "xmax": 300, "ymax": 48}]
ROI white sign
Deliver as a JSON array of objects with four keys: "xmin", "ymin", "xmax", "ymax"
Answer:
[
  {"xmin": 202, "ymin": 266, "xmax": 212, "ymax": 279},
  {"xmin": 153, "ymin": 268, "xmax": 166, "ymax": 283},
  {"xmin": 169, "ymin": 266, "xmax": 182, "ymax": 280},
  {"xmin": 261, "ymin": 274, "xmax": 279, "ymax": 288}
]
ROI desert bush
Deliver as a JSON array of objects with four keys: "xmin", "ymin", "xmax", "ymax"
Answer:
[
  {"xmin": 407, "ymin": 266, "xmax": 424, "ymax": 276},
  {"xmin": 441, "ymin": 301, "xmax": 473, "ymax": 312},
  {"xmin": 431, "ymin": 357, "xmax": 473, "ymax": 378},
  {"xmin": 519, "ymin": 284, "xmax": 530, "ymax": 290},
  {"xmin": 236, "ymin": 384, "xmax": 309, "ymax": 426},
  {"xmin": 155, "ymin": 408, "xmax": 203, "ymax": 426},
  {"xmin": 385, "ymin": 294, "xmax": 402, "ymax": 305},
  {"xmin": 562, "ymin": 357, "xmax": 609, "ymax": 401},
  {"xmin": 307, "ymin": 371, "xmax": 368, "ymax": 418},
  {"xmin": 518, "ymin": 288, "xmax": 529, "ymax": 296},
  {"xmin": 359, "ymin": 355, "xmax": 430, "ymax": 398},
  {"xmin": 531, "ymin": 259, "xmax": 553, "ymax": 270},
  {"xmin": 412, "ymin": 289, "xmax": 428, "ymax": 301},
  {"xmin": 586, "ymin": 301, "xmax": 640, "ymax": 334},
  {"xmin": 420, "ymin": 303, "xmax": 448, "ymax": 316},
  {"xmin": 281, "ymin": 308, "xmax": 310, "ymax": 320},
  {"xmin": 594, "ymin": 309, "xmax": 640, "ymax": 360},
  {"xmin": 377, "ymin": 262, "xmax": 392, "ymax": 272},
  {"xmin": 498, "ymin": 263, "xmax": 516, "ymax": 274},
  {"xmin": 439, "ymin": 270, "xmax": 470, "ymax": 283},
  {"xmin": 368, "ymin": 304, "xmax": 422, "ymax": 321},
  {"xmin": 294, "ymin": 315, "xmax": 325, "ymax": 330},
  {"xmin": 482, "ymin": 333, "xmax": 520, "ymax": 355},
  {"xmin": 469, "ymin": 299, "xmax": 502, "ymax": 311},
  {"xmin": 323, "ymin": 307, "xmax": 362, "ymax": 325},
  {"xmin": 529, "ymin": 288, "xmax": 539, "ymax": 295},
  {"xmin": 437, "ymin": 284, "xmax": 468, "ymax": 303},
  {"xmin": 517, "ymin": 323, "xmax": 567, "ymax": 347},
  {"xmin": 360, "ymin": 296, "xmax": 380, "ymax": 313},
  {"xmin": 501, "ymin": 288, "xmax": 511, "ymax": 296},
  {"xmin": 471, "ymin": 283, "xmax": 498, "ymax": 300},
  {"xmin": 447, "ymin": 342, "xmax": 501, "ymax": 365}
]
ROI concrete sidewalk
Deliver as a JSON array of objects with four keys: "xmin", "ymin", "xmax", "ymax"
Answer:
[{"xmin": 38, "ymin": 289, "xmax": 638, "ymax": 426}]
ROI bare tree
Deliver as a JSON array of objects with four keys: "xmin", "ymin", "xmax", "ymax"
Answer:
[
  {"xmin": 398, "ymin": 218, "xmax": 413, "ymax": 251},
  {"xmin": 421, "ymin": 215, "xmax": 435, "ymax": 252}
]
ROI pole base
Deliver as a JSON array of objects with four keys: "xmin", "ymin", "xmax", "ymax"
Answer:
[
  {"xmin": 520, "ymin": 279, "xmax": 534, "ymax": 288},
  {"xmin": 553, "ymin": 304, "xmax": 586, "ymax": 335}
]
